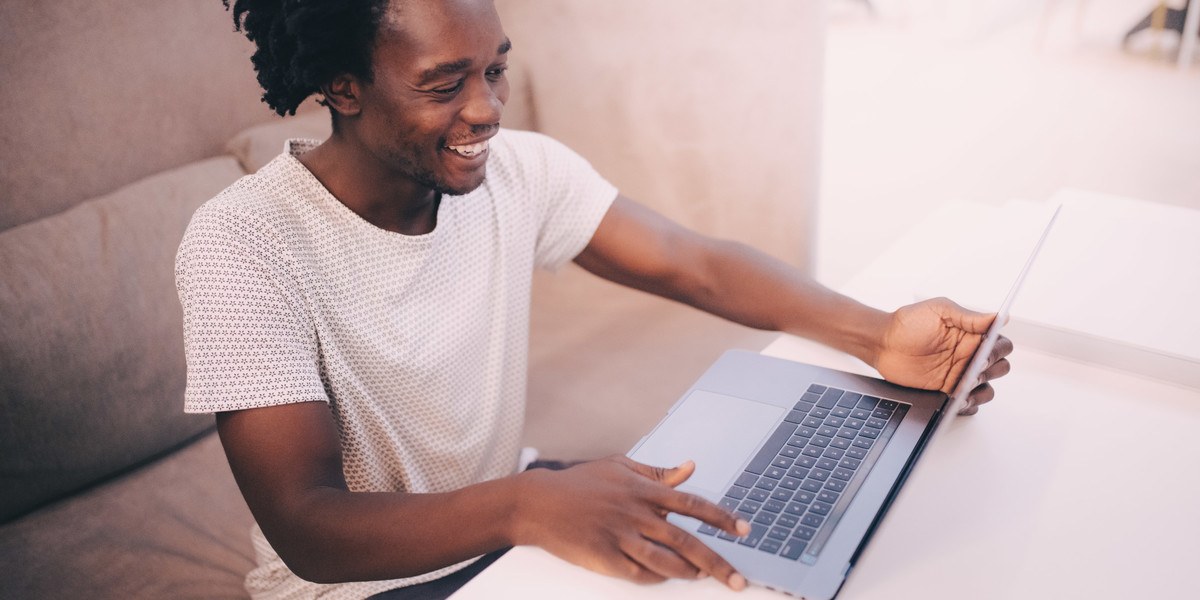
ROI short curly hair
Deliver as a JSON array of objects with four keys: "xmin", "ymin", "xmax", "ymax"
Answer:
[{"xmin": 224, "ymin": 0, "xmax": 391, "ymax": 116}]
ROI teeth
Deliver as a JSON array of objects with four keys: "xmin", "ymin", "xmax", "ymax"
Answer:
[{"xmin": 447, "ymin": 140, "xmax": 489, "ymax": 157}]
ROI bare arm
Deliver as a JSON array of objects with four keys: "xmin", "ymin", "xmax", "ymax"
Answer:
[
  {"xmin": 575, "ymin": 195, "xmax": 1012, "ymax": 405},
  {"xmin": 217, "ymin": 400, "xmax": 751, "ymax": 588}
]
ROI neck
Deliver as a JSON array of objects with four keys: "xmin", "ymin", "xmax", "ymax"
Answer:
[{"xmin": 297, "ymin": 135, "xmax": 440, "ymax": 235}]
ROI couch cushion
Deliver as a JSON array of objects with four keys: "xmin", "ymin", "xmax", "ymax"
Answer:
[
  {"xmin": 0, "ymin": 156, "xmax": 246, "ymax": 522},
  {"xmin": 225, "ymin": 110, "xmax": 333, "ymax": 174},
  {"xmin": 0, "ymin": 431, "xmax": 255, "ymax": 599}
]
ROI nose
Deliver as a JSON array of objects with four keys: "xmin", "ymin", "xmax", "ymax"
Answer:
[{"xmin": 460, "ymin": 77, "xmax": 506, "ymax": 127}]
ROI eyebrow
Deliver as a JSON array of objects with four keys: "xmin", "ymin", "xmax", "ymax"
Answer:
[{"xmin": 416, "ymin": 38, "xmax": 512, "ymax": 86}]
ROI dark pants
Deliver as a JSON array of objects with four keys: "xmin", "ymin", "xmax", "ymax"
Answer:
[{"xmin": 367, "ymin": 459, "xmax": 578, "ymax": 600}]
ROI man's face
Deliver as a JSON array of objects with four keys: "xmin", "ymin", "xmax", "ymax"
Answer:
[{"xmin": 354, "ymin": 0, "xmax": 510, "ymax": 196}]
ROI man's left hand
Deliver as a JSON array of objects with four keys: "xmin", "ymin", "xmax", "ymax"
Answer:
[{"xmin": 873, "ymin": 297, "xmax": 1013, "ymax": 415}]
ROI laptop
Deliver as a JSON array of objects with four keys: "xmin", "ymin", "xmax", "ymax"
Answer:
[{"xmin": 627, "ymin": 207, "xmax": 1061, "ymax": 598}]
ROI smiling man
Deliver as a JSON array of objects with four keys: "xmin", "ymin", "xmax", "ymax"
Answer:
[{"xmin": 177, "ymin": 1, "xmax": 1013, "ymax": 599}]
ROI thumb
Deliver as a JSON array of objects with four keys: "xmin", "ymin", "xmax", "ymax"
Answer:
[
  {"xmin": 625, "ymin": 457, "xmax": 696, "ymax": 488},
  {"xmin": 937, "ymin": 298, "xmax": 996, "ymax": 334}
]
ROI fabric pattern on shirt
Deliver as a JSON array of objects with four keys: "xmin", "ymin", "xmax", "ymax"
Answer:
[{"xmin": 176, "ymin": 129, "xmax": 616, "ymax": 600}]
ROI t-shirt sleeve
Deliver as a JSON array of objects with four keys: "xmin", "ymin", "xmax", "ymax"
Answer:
[
  {"xmin": 175, "ymin": 205, "xmax": 329, "ymax": 413},
  {"xmin": 506, "ymin": 132, "xmax": 617, "ymax": 271}
]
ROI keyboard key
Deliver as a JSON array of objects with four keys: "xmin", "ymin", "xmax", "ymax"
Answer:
[
  {"xmin": 808, "ymin": 436, "xmax": 831, "ymax": 448},
  {"xmin": 792, "ymin": 490, "xmax": 816, "ymax": 504},
  {"xmin": 845, "ymin": 447, "xmax": 867, "ymax": 460},
  {"xmin": 755, "ymin": 477, "xmax": 778, "ymax": 491},
  {"xmin": 800, "ymin": 392, "xmax": 822, "ymax": 406},
  {"xmin": 758, "ymin": 539, "xmax": 782, "ymax": 554},
  {"xmin": 817, "ymin": 490, "xmax": 839, "ymax": 504},
  {"xmin": 768, "ymin": 526, "xmax": 791, "ymax": 541},
  {"xmin": 831, "ymin": 406, "xmax": 852, "ymax": 418},
  {"xmin": 802, "ymin": 446, "xmax": 824, "ymax": 458},
  {"xmin": 770, "ymin": 488, "xmax": 793, "ymax": 502},
  {"xmin": 737, "ymin": 524, "xmax": 768, "ymax": 548},
  {"xmin": 837, "ymin": 392, "xmax": 861, "ymax": 408},
  {"xmin": 763, "ymin": 500, "xmax": 785, "ymax": 514},
  {"xmin": 792, "ymin": 525, "xmax": 817, "ymax": 541},
  {"xmin": 810, "ymin": 407, "xmax": 831, "ymax": 419},
  {"xmin": 800, "ymin": 479, "xmax": 823, "ymax": 493},
  {"xmin": 879, "ymin": 399, "xmax": 898, "ymax": 410},
  {"xmin": 824, "ymin": 478, "xmax": 847, "ymax": 493},
  {"xmin": 801, "ymin": 513, "xmax": 824, "ymax": 528},
  {"xmin": 872, "ymin": 408, "xmax": 893, "ymax": 420},
  {"xmin": 776, "ymin": 514, "xmax": 799, "ymax": 529},
  {"xmin": 793, "ymin": 401, "xmax": 816, "ymax": 413},
  {"xmin": 829, "ymin": 437, "xmax": 851, "ymax": 450},
  {"xmin": 727, "ymin": 485, "xmax": 749, "ymax": 500},
  {"xmin": 783, "ymin": 410, "xmax": 806, "ymax": 424},
  {"xmin": 787, "ymin": 436, "xmax": 808, "ymax": 449},
  {"xmin": 832, "ymin": 468, "xmax": 855, "ymax": 481},
  {"xmin": 718, "ymin": 530, "xmax": 738, "ymax": 541},
  {"xmin": 786, "ymin": 466, "xmax": 810, "ymax": 480},
  {"xmin": 850, "ymin": 408, "xmax": 872, "ymax": 420},
  {"xmin": 839, "ymin": 457, "xmax": 862, "ymax": 470},
  {"xmin": 735, "ymin": 472, "xmax": 758, "ymax": 488},
  {"xmin": 852, "ymin": 437, "xmax": 874, "ymax": 449},
  {"xmin": 745, "ymin": 423, "xmax": 798, "ymax": 475},
  {"xmin": 826, "ymin": 417, "xmax": 846, "ymax": 428},
  {"xmin": 764, "ymin": 466, "xmax": 786, "ymax": 480},
  {"xmin": 807, "ymin": 384, "xmax": 827, "ymax": 394},
  {"xmin": 808, "ymin": 469, "xmax": 830, "ymax": 482},
  {"xmin": 859, "ymin": 428, "xmax": 880, "ymax": 439},
  {"xmin": 795, "ymin": 456, "xmax": 817, "ymax": 468},
  {"xmin": 857, "ymin": 396, "xmax": 879, "ymax": 410},
  {"xmin": 698, "ymin": 523, "xmax": 719, "ymax": 536},
  {"xmin": 785, "ymin": 502, "xmax": 808, "ymax": 516},
  {"xmin": 748, "ymin": 488, "xmax": 770, "ymax": 503},
  {"xmin": 816, "ymin": 457, "xmax": 838, "ymax": 471},
  {"xmin": 739, "ymin": 500, "xmax": 762, "ymax": 513},
  {"xmin": 780, "ymin": 539, "xmax": 807, "ymax": 560},
  {"xmin": 836, "ymin": 428, "xmax": 857, "ymax": 439},
  {"xmin": 866, "ymin": 418, "xmax": 888, "ymax": 430},
  {"xmin": 753, "ymin": 512, "xmax": 776, "ymax": 526},
  {"xmin": 817, "ymin": 426, "xmax": 839, "ymax": 438},
  {"xmin": 816, "ymin": 389, "xmax": 842, "ymax": 409},
  {"xmin": 802, "ymin": 416, "xmax": 823, "ymax": 428},
  {"xmin": 736, "ymin": 510, "xmax": 755, "ymax": 521},
  {"xmin": 772, "ymin": 456, "xmax": 794, "ymax": 470},
  {"xmin": 780, "ymin": 445, "xmax": 800, "ymax": 459},
  {"xmin": 797, "ymin": 427, "xmax": 816, "ymax": 438},
  {"xmin": 809, "ymin": 501, "xmax": 832, "ymax": 516},
  {"xmin": 822, "ymin": 447, "xmax": 845, "ymax": 460},
  {"xmin": 844, "ymin": 418, "xmax": 864, "ymax": 430},
  {"xmin": 781, "ymin": 474, "xmax": 804, "ymax": 488},
  {"xmin": 720, "ymin": 497, "xmax": 740, "ymax": 510}
]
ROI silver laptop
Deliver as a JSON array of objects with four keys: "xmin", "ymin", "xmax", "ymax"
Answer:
[{"xmin": 627, "ymin": 207, "xmax": 1060, "ymax": 598}]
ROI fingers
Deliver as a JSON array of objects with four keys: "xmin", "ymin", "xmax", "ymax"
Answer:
[
  {"xmin": 960, "ymin": 382, "xmax": 996, "ymax": 415},
  {"xmin": 653, "ymin": 487, "xmax": 748, "ymax": 538},
  {"xmin": 638, "ymin": 521, "xmax": 748, "ymax": 590}
]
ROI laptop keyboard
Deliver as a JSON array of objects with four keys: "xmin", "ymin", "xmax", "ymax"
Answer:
[{"xmin": 697, "ymin": 384, "xmax": 909, "ymax": 563}]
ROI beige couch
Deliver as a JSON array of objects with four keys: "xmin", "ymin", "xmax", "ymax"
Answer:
[{"xmin": 0, "ymin": 1, "xmax": 823, "ymax": 597}]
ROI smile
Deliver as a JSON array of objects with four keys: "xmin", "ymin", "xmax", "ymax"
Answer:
[{"xmin": 446, "ymin": 140, "xmax": 489, "ymax": 158}]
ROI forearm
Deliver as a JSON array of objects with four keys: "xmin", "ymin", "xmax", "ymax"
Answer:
[
  {"xmin": 256, "ymin": 473, "xmax": 524, "ymax": 584},
  {"xmin": 667, "ymin": 238, "xmax": 889, "ymax": 366}
]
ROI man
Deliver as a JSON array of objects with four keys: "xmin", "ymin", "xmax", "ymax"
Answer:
[{"xmin": 178, "ymin": 0, "xmax": 1013, "ymax": 598}]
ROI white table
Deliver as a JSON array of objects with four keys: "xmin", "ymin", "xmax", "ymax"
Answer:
[{"xmin": 452, "ymin": 204, "xmax": 1200, "ymax": 599}]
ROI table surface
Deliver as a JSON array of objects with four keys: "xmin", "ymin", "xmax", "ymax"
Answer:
[{"xmin": 452, "ymin": 202, "xmax": 1200, "ymax": 600}]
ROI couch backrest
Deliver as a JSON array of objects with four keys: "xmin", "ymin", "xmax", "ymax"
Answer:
[
  {"xmin": 0, "ymin": 1, "xmax": 298, "ymax": 232},
  {"xmin": 0, "ymin": 157, "xmax": 245, "ymax": 523}
]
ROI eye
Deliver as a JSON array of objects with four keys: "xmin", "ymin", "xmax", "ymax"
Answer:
[
  {"xmin": 486, "ymin": 65, "xmax": 508, "ymax": 81},
  {"xmin": 431, "ymin": 80, "xmax": 464, "ymax": 95}
]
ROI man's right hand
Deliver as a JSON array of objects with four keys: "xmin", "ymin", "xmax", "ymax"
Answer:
[{"xmin": 512, "ymin": 455, "xmax": 750, "ymax": 590}]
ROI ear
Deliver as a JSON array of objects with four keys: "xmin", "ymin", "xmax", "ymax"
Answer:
[{"xmin": 320, "ymin": 74, "xmax": 362, "ymax": 117}]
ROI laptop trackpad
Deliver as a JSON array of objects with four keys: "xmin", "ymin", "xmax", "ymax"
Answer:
[{"xmin": 629, "ymin": 390, "xmax": 784, "ymax": 497}]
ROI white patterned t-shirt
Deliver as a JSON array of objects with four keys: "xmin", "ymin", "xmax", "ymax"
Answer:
[{"xmin": 176, "ymin": 129, "xmax": 616, "ymax": 600}]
